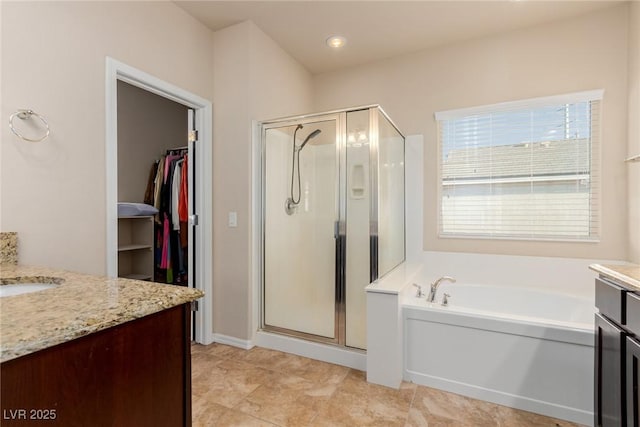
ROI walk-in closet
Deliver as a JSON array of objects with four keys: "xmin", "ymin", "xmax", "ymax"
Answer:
[{"xmin": 116, "ymin": 81, "xmax": 193, "ymax": 287}]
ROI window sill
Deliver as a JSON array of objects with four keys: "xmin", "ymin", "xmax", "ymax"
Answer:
[{"xmin": 437, "ymin": 233, "xmax": 600, "ymax": 244}]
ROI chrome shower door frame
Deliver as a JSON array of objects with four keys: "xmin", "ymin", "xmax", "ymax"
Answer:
[{"xmin": 368, "ymin": 108, "xmax": 380, "ymax": 283}]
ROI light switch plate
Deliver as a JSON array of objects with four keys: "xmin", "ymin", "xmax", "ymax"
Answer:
[{"xmin": 228, "ymin": 211, "xmax": 237, "ymax": 228}]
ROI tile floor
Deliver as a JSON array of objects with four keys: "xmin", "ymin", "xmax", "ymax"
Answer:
[{"xmin": 191, "ymin": 343, "xmax": 585, "ymax": 427}]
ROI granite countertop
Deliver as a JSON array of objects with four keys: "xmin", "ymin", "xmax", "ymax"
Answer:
[
  {"xmin": 590, "ymin": 263, "xmax": 640, "ymax": 290},
  {"xmin": 0, "ymin": 264, "xmax": 203, "ymax": 363}
]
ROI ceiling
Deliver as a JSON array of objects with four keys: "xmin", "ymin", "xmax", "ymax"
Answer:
[{"xmin": 175, "ymin": 1, "xmax": 623, "ymax": 75}]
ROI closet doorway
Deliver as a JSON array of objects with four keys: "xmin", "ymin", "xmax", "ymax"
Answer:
[
  {"xmin": 106, "ymin": 58, "xmax": 213, "ymax": 345},
  {"xmin": 116, "ymin": 82, "xmax": 192, "ymax": 284}
]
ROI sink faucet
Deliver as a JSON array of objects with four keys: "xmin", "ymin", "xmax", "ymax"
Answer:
[{"xmin": 427, "ymin": 276, "xmax": 456, "ymax": 302}]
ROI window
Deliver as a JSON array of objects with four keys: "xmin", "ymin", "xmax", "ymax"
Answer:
[{"xmin": 435, "ymin": 90, "xmax": 602, "ymax": 241}]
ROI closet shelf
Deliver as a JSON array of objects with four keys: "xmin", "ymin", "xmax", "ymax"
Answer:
[
  {"xmin": 118, "ymin": 215, "xmax": 154, "ymax": 281},
  {"xmin": 118, "ymin": 244, "xmax": 153, "ymax": 252},
  {"xmin": 122, "ymin": 273, "xmax": 153, "ymax": 281},
  {"xmin": 118, "ymin": 215, "xmax": 155, "ymax": 220}
]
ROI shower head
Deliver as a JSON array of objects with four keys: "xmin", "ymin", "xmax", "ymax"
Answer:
[{"xmin": 299, "ymin": 129, "xmax": 322, "ymax": 150}]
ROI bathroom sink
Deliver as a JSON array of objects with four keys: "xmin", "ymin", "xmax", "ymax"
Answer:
[{"xmin": 0, "ymin": 283, "xmax": 58, "ymax": 298}]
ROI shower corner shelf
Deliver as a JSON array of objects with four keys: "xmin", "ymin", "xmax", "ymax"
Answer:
[
  {"xmin": 117, "ymin": 215, "xmax": 154, "ymax": 282},
  {"xmin": 350, "ymin": 187, "xmax": 365, "ymax": 199}
]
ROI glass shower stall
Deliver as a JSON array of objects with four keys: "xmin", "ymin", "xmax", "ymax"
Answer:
[{"xmin": 259, "ymin": 105, "xmax": 405, "ymax": 350}]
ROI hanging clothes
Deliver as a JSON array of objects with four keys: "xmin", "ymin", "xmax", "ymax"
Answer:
[
  {"xmin": 179, "ymin": 155, "xmax": 189, "ymax": 249},
  {"xmin": 179, "ymin": 155, "xmax": 188, "ymax": 222},
  {"xmin": 143, "ymin": 161, "xmax": 158, "ymax": 206},
  {"xmin": 148, "ymin": 148, "xmax": 189, "ymax": 286},
  {"xmin": 153, "ymin": 156, "xmax": 166, "ymax": 223},
  {"xmin": 171, "ymin": 160, "xmax": 183, "ymax": 231}
]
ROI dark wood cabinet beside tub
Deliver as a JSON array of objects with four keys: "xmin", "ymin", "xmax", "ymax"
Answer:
[
  {"xmin": 593, "ymin": 264, "xmax": 640, "ymax": 427},
  {"xmin": 0, "ymin": 304, "xmax": 192, "ymax": 427}
]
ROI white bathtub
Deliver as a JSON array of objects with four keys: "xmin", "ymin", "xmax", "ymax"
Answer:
[{"xmin": 402, "ymin": 283, "xmax": 595, "ymax": 426}]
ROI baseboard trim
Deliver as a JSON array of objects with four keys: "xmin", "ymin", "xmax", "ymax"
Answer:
[
  {"xmin": 404, "ymin": 370, "xmax": 593, "ymax": 426},
  {"xmin": 198, "ymin": 331, "xmax": 215, "ymax": 346},
  {"xmin": 255, "ymin": 331, "xmax": 366, "ymax": 370},
  {"xmin": 212, "ymin": 333, "xmax": 254, "ymax": 350}
]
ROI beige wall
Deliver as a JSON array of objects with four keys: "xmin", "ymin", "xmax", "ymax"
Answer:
[
  {"xmin": 213, "ymin": 21, "xmax": 313, "ymax": 340},
  {"xmin": 0, "ymin": 3, "xmax": 3, "ymax": 228},
  {"xmin": 629, "ymin": 2, "xmax": 640, "ymax": 264},
  {"xmin": 1, "ymin": 2, "xmax": 635, "ymax": 347},
  {"xmin": 0, "ymin": 2, "xmax": 214, "ymax": 274},
  {"xmin": 314, "ymin": 5, "xmax": 630, "ymax": 261},
  {"xmin": 1, "ymin": 3, "xmax": 312, "ymax": 341},
  {"xmin": 117, "ymin": 81, "xmax": 188, "ymax": 203}
]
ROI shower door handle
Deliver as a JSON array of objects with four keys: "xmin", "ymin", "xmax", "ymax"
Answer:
[
  {"xmin": 334, "ymin": 220, "xmax": 346, "ymax": 306},
  {"xmin": 370, "ymin": 234, "xmax": 379, "ymax": 283}
]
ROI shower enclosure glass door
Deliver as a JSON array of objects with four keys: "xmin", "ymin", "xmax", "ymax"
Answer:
[
  {"xmin": 260, "ymin": 106, "xmax": 404, "ymax": 350},
  {"xmin": 262, "ymin": 115, "xmax": 342, "ymax": 341}
]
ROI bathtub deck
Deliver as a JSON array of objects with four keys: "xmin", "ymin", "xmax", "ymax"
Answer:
[{"xmin": 191, "ymin": 343, "xmax": 584, "ymax": 426}]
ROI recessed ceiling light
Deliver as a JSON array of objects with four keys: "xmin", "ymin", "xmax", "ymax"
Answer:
[{"xmin": 326, "ymin": 36, "xmax": 347, "ymax": 49}]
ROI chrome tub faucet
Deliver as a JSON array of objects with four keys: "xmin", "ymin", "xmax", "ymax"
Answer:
[
  {"xmin": 427, "ymin": 276, "xmax": 456, "ymax": 302},
  {"xmin": 412, "ymin": 283, "xmax": 424, "ymax": 298}
]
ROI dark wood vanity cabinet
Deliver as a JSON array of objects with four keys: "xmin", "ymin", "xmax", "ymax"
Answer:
[
  {"xmin": 595, "ymin": 312, "xmax": 627, "ymax": 426},
  {"xmin": 625, "ymin": 293, "xmax": 640, "ymax": 427},
  {"xmin": 0, "ymin": 304, "xmax": 192, "ymax": 427},
  {"xmin": 595, "ymin": 276, "xmax": 640, "ymax": 427},
  {"xmin": 627, "ymin": 335, "xmax": 640, "ymax": 426}
]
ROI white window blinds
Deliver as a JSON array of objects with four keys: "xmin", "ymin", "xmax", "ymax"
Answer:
[{"xmin": 435, "ymin": 90, "xmax": 602, "ymax": 241}]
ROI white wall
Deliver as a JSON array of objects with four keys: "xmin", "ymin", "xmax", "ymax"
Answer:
[
  {"xmin": 629, "ymin": 2, "xmax": 640, "ymax": 264},
  {"xmin": 314, "ymin": 5, "xmax": 630, "ymax": 261},
  {"xmin": 0, "ymin": 2, "xmax": 214, "ymax": 273},
  {"xmin": 213, "ymin": 21, "xmax": 313, "ymax": 341}
]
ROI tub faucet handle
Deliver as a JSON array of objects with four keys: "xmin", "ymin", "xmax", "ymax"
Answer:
[
  {"xmin": 427, "ymin": 276, "xmax": 456, "ymax": 302},
  {"xmin": 441, "ymin": 293, "xmax": 451, "ymax": 307},
  {"xmin": 412, "ymin": 283, "xmax": 424, "ymax": 298}
]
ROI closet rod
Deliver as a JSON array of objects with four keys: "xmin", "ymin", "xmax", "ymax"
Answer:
[{"xmin": 166, "ymin": 146, "xmax": 188, "ymax": 152}]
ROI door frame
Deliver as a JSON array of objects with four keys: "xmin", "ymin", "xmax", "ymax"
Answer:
[{"xmin": 105, "ymin": 57, "xmax": 214, "ymax": 345}]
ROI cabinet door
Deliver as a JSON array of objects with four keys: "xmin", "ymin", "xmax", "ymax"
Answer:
[
  {"xmin": 627, "ymin": 336, "xmax": 640, "ymax": 427},
  {"xmin": 595, "ymin": 313, "xmax": 626, "ymax": 427}
]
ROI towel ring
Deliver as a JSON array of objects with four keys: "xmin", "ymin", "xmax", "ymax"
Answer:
[{"xmin": 9, "ymin": 109, "xmax": 50, "ymax": 142}]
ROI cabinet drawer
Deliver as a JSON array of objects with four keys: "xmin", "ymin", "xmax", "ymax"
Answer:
[
  {"xmin": 627, "ymin": 293, "xmax": 640, "ymax": 336},
  {"xmin": 596, "ymin": 278, "xmax": 628, "ymax": 325}
]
